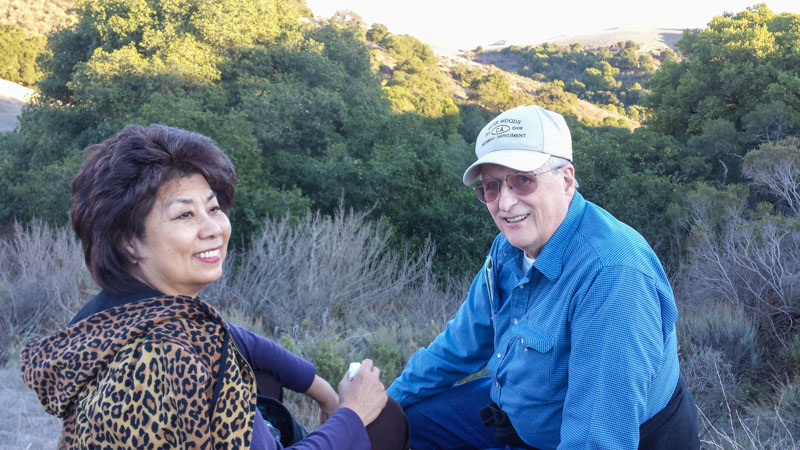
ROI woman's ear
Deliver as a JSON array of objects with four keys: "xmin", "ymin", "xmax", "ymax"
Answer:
[{"xmin": 124, "ymin": 236, "xmax": 140, "ymax": 264}]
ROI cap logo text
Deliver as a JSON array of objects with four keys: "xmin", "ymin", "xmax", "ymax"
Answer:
[{"xmin": 491, "ymin": 125, "xmax": 510, "ymax": 135}]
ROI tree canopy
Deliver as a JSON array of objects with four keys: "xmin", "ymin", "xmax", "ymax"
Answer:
[{"xmin": 0, "ymin": 0, "xmax": 496, "ymax": 273}]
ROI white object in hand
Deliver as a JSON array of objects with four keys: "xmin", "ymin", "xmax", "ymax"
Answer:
[{"xmin": 348, "ymin": 362, "xmax": 362, "ymax": 380}]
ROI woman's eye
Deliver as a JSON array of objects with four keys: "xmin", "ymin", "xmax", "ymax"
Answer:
[
  {"xmin": 178, "ymin": 211, "xmax": 193, "ymax": 219},
  {"xmin": 210, "ymin": 205, "xmax": 221, "ymax": 213}
]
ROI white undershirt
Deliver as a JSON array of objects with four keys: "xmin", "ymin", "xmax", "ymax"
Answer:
[{"xmin": 522, "ymin": 253, "xmax": 535, "ymax": 273}]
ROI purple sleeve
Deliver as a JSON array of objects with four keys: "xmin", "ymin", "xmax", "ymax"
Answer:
[
  {"xmin": 228, "ymin": 323, "xmax": 315, "ymax": 393},
  {"xmin": 250, "ymin": 407, "xmax": 369, "ymax": 450},
  {"xmin": 251, "ymin": 410, "xmax": 279, "ymax": 450},
  {"xmin": 285, "ymin": 408, "xmax": 369, "ymax": 450}
]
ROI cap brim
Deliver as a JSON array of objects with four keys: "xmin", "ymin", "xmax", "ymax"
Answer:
[{"xmin": 462, "ymin": 150, "xmax": 551, "ymax": 185}]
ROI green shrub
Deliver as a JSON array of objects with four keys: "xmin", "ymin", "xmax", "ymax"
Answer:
[
  {"xmin": 306, "ymin": 337, "xmax": 349, "ymax": 385},
  {"xmin": 0, "ymin": 24, "xmax": 46, "ymax": 86},
  {"xmin": 366, "ymin": 334, "xmax": 405, "ymax": 384},
  {"xmin": 678, "ymin": 303, "xmax": 762, "ymax": 377},
  {"xmin": 780, "ymin": 333, "xmax": 800, "ymax": 378}
]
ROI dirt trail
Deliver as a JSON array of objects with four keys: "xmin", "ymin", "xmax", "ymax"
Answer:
[
  {"xmin": 0, "ymin": 79, "xmax": 34, "ymax": 133},
  {"xmin": 0, "ymin": 364, "xmax": 60, "ymax": 449}
]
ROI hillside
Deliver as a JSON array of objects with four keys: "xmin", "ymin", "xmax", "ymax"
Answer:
[
  {"xmin": 544, "ymin": 27, "xmax": 683, "ymax": 52},
  {"xmin": 0, "ymin": 0, "xmax": 78, "ymax": 36},
  {"xmin": 0, "ymin": 79, "xmax": 33, "ymax": 133},
  {"xmin": 436, "ymin": 54, "xmax": 637, "ymax": 127},
  {"xmin": 0, "ymin": 25, "xmax": 681, "ymax": 134}
]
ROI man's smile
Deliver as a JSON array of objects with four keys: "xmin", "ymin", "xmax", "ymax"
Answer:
[{"xmin": 505, "ymin": 214, "xmax": 529, "ymax": 223}]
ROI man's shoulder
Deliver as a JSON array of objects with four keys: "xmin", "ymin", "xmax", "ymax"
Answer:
[{"xmin": 570, "ymin": 199, "xmax": 660, "ymax": 271}]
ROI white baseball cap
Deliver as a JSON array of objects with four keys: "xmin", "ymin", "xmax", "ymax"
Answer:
[{"xmin": 462, "ymin": 105, "xmax": 573, "ymax": 185}]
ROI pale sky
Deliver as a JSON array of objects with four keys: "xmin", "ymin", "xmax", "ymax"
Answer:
[{"xmin": 304, "ymin": 1, "xmax": 800, "ymax": 53}]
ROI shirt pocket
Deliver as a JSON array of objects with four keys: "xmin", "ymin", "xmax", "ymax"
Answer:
[{"xmin": 509, "ymin": 326, "xmax": 554, "ymax": 398}]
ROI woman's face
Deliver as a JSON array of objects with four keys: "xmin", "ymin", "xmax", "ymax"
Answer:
[{"xmin": 127, "ymin": 173, "xmax": 231, "ymax": 297}]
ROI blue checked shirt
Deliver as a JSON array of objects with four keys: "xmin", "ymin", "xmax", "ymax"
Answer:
[{"xmin": 388, "ymin": 191, "xmax": 680, "ymax": 449}]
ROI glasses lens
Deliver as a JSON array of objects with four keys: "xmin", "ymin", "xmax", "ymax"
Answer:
[
  {"xmin": 482, "ymin": 179, "xmax": 501, "ymax": 203},
  {"xmin": 474, "ymin": 186, "xmax": 487, "ymax": 203},
  {"xmin": 508, "ymin": 173, "xmax": 537, "ymax": 194}
]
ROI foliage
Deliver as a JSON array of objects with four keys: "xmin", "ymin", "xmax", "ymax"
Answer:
[
  {"xmin": 681, "ymin": 181, "xmax": 800, "ymax": 373},
  {"xmin": 0, "ymin": 25, "xmax": 46, "ymax": 86},
  {"xmin": 645, "ymin": 5, "xmax": 800, "ymax": 143},
  {"xmin": 466, "ymin": 71, "xmax": 542, "ymax": 113},
  {"xmin": 687, "ymin": 119, "xmax": 744, "ymax": 186},
  {"xmin": 199, "ymin": 207, "xmax": 469, "ymax": 384},
  {"xmin": 480, "ymin": 40, "xmax": 665, "ymax": 118},
  {"xmin": 0, "ymin": 0, "xmax": 499, "ymax": 271},
  {"xmin": 368, "ymin": 30, "xmax": 460, "ymax": 133},
  {"xmin": 700, "ymin": 378, "xmax": 800, "ymax": 449},
  {"xmin": 203, "ymin": 207, "xmax": 459, "ymax": 335},
  {"xmin": 744, "ymin": 137, "xmax": 800, "ymax": 216},
  {"xmin": 571, "ymin": 125, "xmax": 690, "ymax": 262},
  {"xmin": 678, "ymin": 303, "xmax": 762, "ymax": 378}
]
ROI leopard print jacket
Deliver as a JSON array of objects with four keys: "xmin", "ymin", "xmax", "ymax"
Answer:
[{"xmin": 20, "ymin": 295, "xmax": 257, "ymax": 449}]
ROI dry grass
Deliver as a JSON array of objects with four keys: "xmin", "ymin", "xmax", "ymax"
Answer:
[
  {"xmin": 4, "ymin": 209, "xmax": 796, "ymax": 448},
  {"xmin": 696, "ymin": 362, "xmax": 800, "ymax": 450},
  {"xmin": 0, "ymin": 364, "xmax": 60, "ymax": 449}
]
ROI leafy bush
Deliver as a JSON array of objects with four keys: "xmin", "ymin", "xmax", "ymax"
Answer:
[{"xmin": 0, "ymin": 25, "xmax": 46, "ymax": 86}]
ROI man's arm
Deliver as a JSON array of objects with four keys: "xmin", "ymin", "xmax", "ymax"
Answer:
[
  {"xmin": 559, "ymin": 266, "xmax": 666, "ymax": 449},
  {"xmin": 387, "ymin": 263, "xmax": 496, "ymax": 407}
]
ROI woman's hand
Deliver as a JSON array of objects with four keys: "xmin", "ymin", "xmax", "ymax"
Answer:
[
  {"xmin": 304, "ymin": 375, "xmax": 340, "ymax": 425},
  {"xmin": 337, "ymin": 359, "xmax": 388, "ymax": 426}
]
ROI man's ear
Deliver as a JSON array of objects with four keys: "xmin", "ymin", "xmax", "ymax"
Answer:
[{"xmin": 561, "ymin": 164, "xmax": 576, "ymax": 195}]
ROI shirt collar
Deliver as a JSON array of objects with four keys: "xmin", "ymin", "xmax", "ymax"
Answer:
[
  {"xmin": 533, "ymin": 190, "xmax": 586, "ymax": 281},
  {"xmin": 103, "ymin": 281, "xmax": 165, "ymax": 305}
]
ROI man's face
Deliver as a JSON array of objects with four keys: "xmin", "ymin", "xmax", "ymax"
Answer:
[{"xmin": 482, "ymin": 163, "xmax": 575, "ymax": 258}]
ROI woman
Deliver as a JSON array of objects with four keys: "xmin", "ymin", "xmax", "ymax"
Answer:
[{"xmin": 20, "ymin": 124, "xmax": 409, "ymax": 449}]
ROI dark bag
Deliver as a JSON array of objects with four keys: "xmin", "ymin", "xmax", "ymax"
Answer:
[
  {"xmin": 256, "ymin": 394, "xmax": 308, "ymax": 447},
  {"xmin": 478, "ymin": 402, "xmax": 539, "ymax": 450}
]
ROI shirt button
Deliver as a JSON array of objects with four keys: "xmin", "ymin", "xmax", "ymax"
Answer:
[
  {"xmin": 496, "ymin": 353, "xmax": 502, "ymax": 358},
  {"xmin": 496, "ymin": 381, "xmax": 500, "ymax": 387},
  {"xmin": 524, "ymin": 348, "xmax": 529, "ymax": 353},
  {"xmin": 518, "ymin": 284, "xmax": 525, "ymax": 289},
  {"xmin": 520, "ymin": 338, "xmax": 525, "ymax": 344},
  {"xmin": 513, "ymin": 318, "xmax": 518, "ymax": 325}
]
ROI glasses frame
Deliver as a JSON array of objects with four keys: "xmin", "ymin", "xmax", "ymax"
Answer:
[{"xmin": 473, "ymin": 166, "xmax": 557, "ymax": 204}]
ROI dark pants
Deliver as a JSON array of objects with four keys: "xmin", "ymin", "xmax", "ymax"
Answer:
[
  {"xmin": 403, "ymin": 375, "xmax": 700, "ymax": 450},
  {"xmin": 255, "ymin": 370, "xmax": 410, "ymax": 450}
]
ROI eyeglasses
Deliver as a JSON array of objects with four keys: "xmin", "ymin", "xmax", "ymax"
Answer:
[{"xmin": 473, "ymin": 167, "xmax": 556, "ymax": 204}]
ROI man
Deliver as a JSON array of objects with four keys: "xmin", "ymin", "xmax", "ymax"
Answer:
[{"xmin": 387, "ymin": 105, "xmax": 699, "ymax": 450}]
